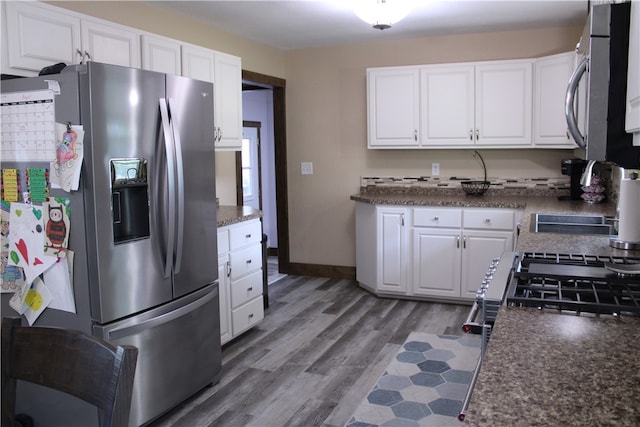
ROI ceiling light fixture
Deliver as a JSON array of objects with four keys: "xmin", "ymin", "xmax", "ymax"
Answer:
[{"xmin": 353, "ymin": 0, "xmax": 411, "ymax": 31}]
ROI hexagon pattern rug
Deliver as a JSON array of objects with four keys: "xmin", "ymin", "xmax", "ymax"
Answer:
[{"xmin": 346, "ymin": 332, "xmax": 481, "ymax": 427}]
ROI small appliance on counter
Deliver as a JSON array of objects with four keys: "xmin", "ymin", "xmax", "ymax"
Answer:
[
  {"xmin": 611, "ymin": 171, "xmax": 640, "ymax": 250},
  {"xmin": 559, "ymin": 158, "xmax": 586, "ymax": 200}
]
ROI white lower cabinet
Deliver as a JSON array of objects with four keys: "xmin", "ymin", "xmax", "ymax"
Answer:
[
  {"xmin": 413, "ymin": 207, "xmax": 514, "ymax": 299},
  {"xmin": 217, "ymin": 218, "xmax": 264, "ymax": 345},
  {"xmin": 356, "ymin": 203, "xmax": 515, "ymax": 301}
]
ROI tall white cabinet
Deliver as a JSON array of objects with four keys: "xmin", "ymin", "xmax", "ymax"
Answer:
[{"xmin": 142, "ymin": 37, "xmax": 244, "ymax": 151}]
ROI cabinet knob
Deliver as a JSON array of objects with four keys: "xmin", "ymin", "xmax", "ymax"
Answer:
[
  {"xmin": 433, "ymin": 216, "xmax": 439, "ymax": 221},
  {"xmin": 246, "ymin": 259, "xmax": 252, "ymax": 264},
  {"xmin": 247, "ymin": 286, "xmax": 253, "ymax": 291},
  {"xmin": 246, "ymin": 234, "xmax": 252, "ymax": 238},
  {"xmin": 469, "ymin": 129, "xmax": 473, "ymax": 141},
  {"xmin": 249, "ymin": 313, "xmax": 254, "ymax": 318},
  {"xmin": 476, "ymin": 129, "xmax": 479, "ymax": 140},
  {"xmin": 484, "ymin": 218, "xmax": 491, "ymax": 223}
]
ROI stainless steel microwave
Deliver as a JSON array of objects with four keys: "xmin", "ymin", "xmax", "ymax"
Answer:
[{"xmin": 565, "ymin": 1, "xmax": 639, "ymax": 169}]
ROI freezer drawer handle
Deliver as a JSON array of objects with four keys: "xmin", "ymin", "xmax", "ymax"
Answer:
[{"xmin": 106, "ymin": 286, "xmax": 217, "ymax": 340}]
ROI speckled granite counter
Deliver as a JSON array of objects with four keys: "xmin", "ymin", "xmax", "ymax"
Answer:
[
  {"xmin": 217, "ymin": 205, "xmax": 261, "ymax": 227},
  {"xmin": 465, "ymin": 307, "xmax": 640, "ymax": 426}
]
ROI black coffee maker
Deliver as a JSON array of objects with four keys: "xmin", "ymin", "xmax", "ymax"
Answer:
[{"xmin": 559, "ymin": 158, "xmax": 586, "ymax": 200}]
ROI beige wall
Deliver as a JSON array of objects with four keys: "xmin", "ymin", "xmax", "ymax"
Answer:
[
  {"xmin": 283, "ymin": 27, "xmax": 582, "ymax": 267},
  {"xmin": 46, "ymin": 2, "xmax": 582, "ymax": 268}
]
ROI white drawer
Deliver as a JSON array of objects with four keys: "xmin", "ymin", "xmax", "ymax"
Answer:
[
  {"xmin": 463, "ymin": 209, "xmax": 514, "ymax": 230},
  {"xmin": 414, "ymin": 208, "xmax": 462, "ymax": 228},
  {"xmin": 217, "ymin": 229, "xmax": 229, "ymax": 255},
  {"xmin": 229, "ymin": 243, "xmax": 262, "ymax": 280},
  {"xmin": 232, "ymin": 296, "xmax": 264, "ymax": 336},
  {"xmin": 229, "ymin": 220, "xmax": 262, "ymax": 250},
  {"xmin": 231, "ymin": 269, "xmax": 263, "ymax": 309}
]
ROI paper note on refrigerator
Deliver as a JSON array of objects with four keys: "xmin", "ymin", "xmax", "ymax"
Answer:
[
  {"xmin": 44, "ymin": 252, "xmax": 75, "ymax": 313},
  {"xmin": 7, "ymin": 202, "xmax": 56, "ymax": 283},
  {"xmin": 43, "ymin": 196, "xmax": 70, "ymax": 258},
  {"xmin": 50, "ymin": 123, "xmax": 84, "ymax": 192},
  {"xmin": 0, "ymin": 90, "xmax": 57, "ymax": 162},
  {"xmin": 1, "ymin": 201, "xmax": 26, "ymax": 293}
]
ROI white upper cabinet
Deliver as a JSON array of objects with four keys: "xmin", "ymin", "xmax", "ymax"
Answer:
[
  {"xmin": 533, "ymin": 52, "xmax": 575, "ymax": 148},
  {"xmin": 213, "ymin": 52, "xmax": 243, "ymax": 150},
  {"xmin": 369, "ymin": 59, "xmax": 535, "ymax": 149},
  {"xmin": 141, "ymin": 34, "xmax": 182, "ymax": 75},
  {"xmin": 367, "ymin": 67, "xmax": 420, "ymax": 148},
  {"xmin": 182, "ymin": 44, "xmax": 216, "ymax": 82},
  {"xmin": 420, "ymin": 65, "xmax": 475, "ymax": 146},
  {"xmin": 80, "ymin": 18, "xmax": 141, "ymax": 68},
  {"xmin": 474, "ymin": 60, "xmax": 533, "ymax": 146},
  {"xmin": 3, "ymin": 2, "xmax": 140, "ymax": 76},
  {"xmin": 182, "ymin": 45, "xmax": 243, "ymax": 151},
  {"xmin": 4, "ymin": 1, "xmax": 81, "ymax": 74}
]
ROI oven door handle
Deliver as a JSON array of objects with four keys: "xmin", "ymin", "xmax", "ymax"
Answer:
[{"xmin": 462, "ymin": 301, "xmax": 483, "ymax": 334}]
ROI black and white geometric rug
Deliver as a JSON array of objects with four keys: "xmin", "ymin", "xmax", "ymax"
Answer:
[{"xmin": 345, "ymin": 332, "xmax": 481, "ymax": 427}]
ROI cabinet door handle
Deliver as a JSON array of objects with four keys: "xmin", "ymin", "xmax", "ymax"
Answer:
[
  {"xmin": 247, "ymin": 287, "xmax": 253, "ymax": 291},
  {"xmin": 414, "ymin": 129, "xmax": 418, "ymax": 141},
  {"xmin": 484, "ymin": 218, "xmax": 491, "ymax": 223},
  {"xmin": 475, "ymin": 129, "xmax": 479, "ymax": 140},
  {"xmin": 84, "ymin": 51, "xmax": 92, "ymax": 62},
  {"xmin": 227, "ymin": 261, "xmax": 231, "ymax": 277},
  {"xmin": 246, "ymin": 259, "xmax": 252, "ymax": 264},
  {"xmin": 246, "ymin": 234, "xmax": 252, "ymax": 238},
  {"xmin": 469, "ymin": 129, "xmax": 473, "ymax": 140},
  {"xmin": 433, "ymin": 216, "xmax": 439, "ymax": 221},
  {"xmin": 401, "ymin": 213, "xmax": 405, "ymax": 226},
  {"xmin": 463, "ymin": 235, "xmax": 467, "ymax": 249},
  {"xmin": 456, "ymin": 235, "xmax": 460, "ymax": 248},
  {"xmin": 249, "ymin": 313, "xmax": 254, "ymax": 319}
]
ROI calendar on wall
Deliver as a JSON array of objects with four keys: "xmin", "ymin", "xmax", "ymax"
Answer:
[{"xmin": 1, "ymin": 90, "xmax": 57, "ymax": 162}]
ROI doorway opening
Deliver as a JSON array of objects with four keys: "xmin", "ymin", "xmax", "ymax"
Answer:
[{"xmin": 241, "ymin": 70, "xmax": 289, "ymax": 274}]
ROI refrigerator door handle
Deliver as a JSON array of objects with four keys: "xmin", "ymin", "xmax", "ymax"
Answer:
[
  {"xmin": 167, "ymin": 98, "xmax": 185, "ymax": 274},
  {"xmin": 105, "ymin": 286, "xmax": 217, "ymax": 340},
  {"xmin": 159, "ymin": 98, "xmax": 177, "ymax": 278}
]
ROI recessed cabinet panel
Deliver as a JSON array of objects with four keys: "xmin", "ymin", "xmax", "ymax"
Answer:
[
  {"xmin": 5, "ymin": 1, "xmax": 81, "ymax": 72},
  {"xmin": 534, "ymin": 52, "xmax": 575, "ymax": 147},
  {"xmin": 475, "ymin": 62, "xmax": 533, "ymax": 146},
  {"xmin": 367, "ymin": 68, "xmax": 420, "ymax": 147},
  {"xmin": 421, "ymin": 66, "xmax": 475, "ymax": 146}
]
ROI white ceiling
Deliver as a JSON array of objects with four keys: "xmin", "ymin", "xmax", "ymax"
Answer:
[{"xmin": 146, "ymin": 0, "xmax": 589, "ymax": 51}]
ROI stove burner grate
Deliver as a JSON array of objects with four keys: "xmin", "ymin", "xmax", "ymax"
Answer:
[{"xmin": 506, "ymin": 252, "xmax": 640, "ymax": 317}]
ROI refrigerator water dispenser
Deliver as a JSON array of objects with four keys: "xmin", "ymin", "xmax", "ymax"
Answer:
[{"xmin": 111, "ymin": 158, "xmax": 150, "ymax": 244}]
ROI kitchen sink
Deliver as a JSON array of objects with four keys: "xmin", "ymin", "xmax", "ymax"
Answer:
[{"xmin": 531, "ymin": 213, "xmax": 617, "ymax": 236}]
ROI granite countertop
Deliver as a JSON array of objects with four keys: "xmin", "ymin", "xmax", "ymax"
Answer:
[
  {"xmin": 217, "ymin": 205, "xmax": 262, "ymax": 227},
  {"xmin": 465, "ymin": 307, "xmax": 640, "ymax": 426}
]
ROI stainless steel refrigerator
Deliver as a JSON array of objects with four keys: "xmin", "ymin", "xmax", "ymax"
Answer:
[{"xmin": 0, "ymin": 62, "xmax": 221, "ymax": 426}]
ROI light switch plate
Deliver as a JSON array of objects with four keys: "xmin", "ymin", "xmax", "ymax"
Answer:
[
  {"xmin": 432, "ymin": 163, "xmax": 440, "ymax": 176},
  {"xmin": 301, "ymin": 162, "xmax": 313, "ymax": 175}
]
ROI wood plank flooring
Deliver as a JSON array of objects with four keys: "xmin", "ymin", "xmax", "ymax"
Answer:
[{"xmin": 149, "ymin": 275, "xmax": 471, "ymax": 427}]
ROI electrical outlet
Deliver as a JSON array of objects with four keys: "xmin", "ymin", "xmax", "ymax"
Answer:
[
  {"xmin": 301, "ymin": 162, "xmax": 313, "ymax": 175},
  {"xmin": 432, "ymin": 163, "xmax": 440, "ymax": 176}
]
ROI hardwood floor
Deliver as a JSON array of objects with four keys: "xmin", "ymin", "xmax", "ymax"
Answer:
[{"xmin": 149, "ymin": 275, "xmax": 471, "ymax": 427}]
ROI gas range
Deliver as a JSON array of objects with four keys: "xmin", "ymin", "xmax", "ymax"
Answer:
[{"xmin": 506, "ymin": 252, "xmax": 640, "ymax": 317}]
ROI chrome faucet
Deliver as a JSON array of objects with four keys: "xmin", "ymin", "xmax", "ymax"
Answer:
[{"xmin": 580, "ymin": 160, "xmax": 596, "ymax": 187}]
